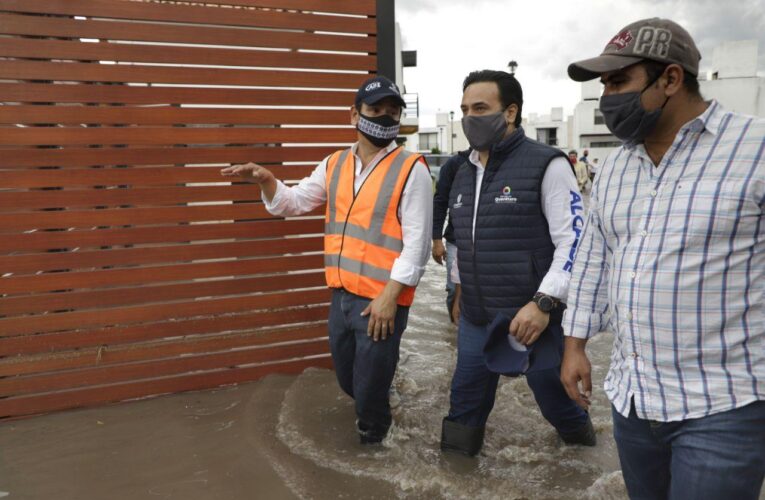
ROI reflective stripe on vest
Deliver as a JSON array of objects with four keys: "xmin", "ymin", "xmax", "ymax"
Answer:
[
  {"xmin": 324, "ymin": 146, "xmax": 421, "ymax": 306},
  {"xmin": 324, "ymin": 253, "xmax": 391, "ymax": 283}
]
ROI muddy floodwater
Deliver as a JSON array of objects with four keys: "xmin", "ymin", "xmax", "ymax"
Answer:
[{"xmin": 1, "ymin": 261, "xmax": 762, "ymax": 500}]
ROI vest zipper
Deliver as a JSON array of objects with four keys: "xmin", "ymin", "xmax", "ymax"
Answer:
[{"xmin": 471, "ymin": 155, "xmax": 493, "ymax": 322}]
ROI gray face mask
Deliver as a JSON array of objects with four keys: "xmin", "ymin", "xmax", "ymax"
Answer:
[
  {"xmin": 599, "ymin": 74, "xmax": 669, "ymax": 145},
  {"xmin": 461, "ymin": 111, "xmax": 509, "ymax": 151}
]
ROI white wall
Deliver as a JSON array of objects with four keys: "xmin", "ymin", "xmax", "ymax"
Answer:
[
  {"xmin": 525, "ymin": 107, "xmax": 569, "ymax": 150},
  {"xmin": 701, "ymin": 40, "xmax": 764, "ymax": 117},
  {"xmin": 711, "ymin": 40, "xmax": 758, "ymax": 79},
  {"xmin": 701, "ymin": 78, "xmax": 765, "ymax": 117}
]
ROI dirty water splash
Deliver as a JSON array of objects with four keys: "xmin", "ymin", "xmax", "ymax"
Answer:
[{"xmin": 259, "ymin": 261, "xmax": 628, "ymax": 499}]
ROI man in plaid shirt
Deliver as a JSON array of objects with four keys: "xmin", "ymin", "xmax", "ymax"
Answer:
[{"xmin": 562, "ymin": 18, "xmax": 764, "ymax": 500}]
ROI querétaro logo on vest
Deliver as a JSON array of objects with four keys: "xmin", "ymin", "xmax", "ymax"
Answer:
[
  {"xmin": 495, "ymin": 186, "xmax": 517, "ymax": 204},
  {"xmin": 453, "ymin": 193, "xmax": 463, "ymax": 209}
]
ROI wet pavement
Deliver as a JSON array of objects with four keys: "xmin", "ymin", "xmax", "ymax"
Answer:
[{"xmin": 1, "ymin": 260, "xmax": 762, "ymax": 499}]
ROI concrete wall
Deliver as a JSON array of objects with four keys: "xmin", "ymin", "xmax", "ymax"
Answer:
[
  {"xmin": 701, "ymin": 78, "xmax": 765, "ymax": 117},
  {"xmin": 711, "ymin": 40, "xmax": 758, "ymax": 79}
]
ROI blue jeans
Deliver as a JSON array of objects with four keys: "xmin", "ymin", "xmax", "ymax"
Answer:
[
  {"xmin": 612, "ymin": 399, "xmax": 765, "ymax": 500},
  {"xmin": 446, "ymin": 315, "xmax": 587, "ymax": 433},
  {"xmin": 328, "ymin": 289, "xmax": 409, "ymax": 438},
  {"xmin": 445, "ymin": 241, "xmax": 457, "ymax": 314}
]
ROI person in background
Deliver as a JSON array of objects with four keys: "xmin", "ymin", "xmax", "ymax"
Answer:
[
  {"xmin": 569, "ymin": 149, "xmax": 590, "ymax": 194},
  {"xmin": 222, "ymin": 76, "xmax": 433, "ymax": 445},
  {"xmin": 579, "ymin": 148, "xmax": 590, "ymax": 167},
  {"xmin": 432, "ymin": 150, "xmax": 471, "ymax": 319},
  {"xmin": 441, "ymin": 69, "xmax": 595, "ymax": 457},
  {"xmin": 588, "ymin": 158, "xmax": 599, "ymax": 181},
  {"xmin": 562, "ymin": 17, "xmax": 765, "ymax": 499}
]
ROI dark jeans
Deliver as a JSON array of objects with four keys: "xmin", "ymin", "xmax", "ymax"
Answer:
[
  {"xmin": 328, "ymin": 289, "xmax": 409, "ymax": 439},
  {"xmin": 446, "ymin": 315, "xmax": 587, "ymax": 433},
  {"xmin": 612, "ymin": 399, "xmax": 765, "ymax": 500}
]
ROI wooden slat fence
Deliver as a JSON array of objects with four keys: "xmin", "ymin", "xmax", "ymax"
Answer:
[{"xmin": 0, "ymin": 0, "xmax": 381, "ymax": 418}]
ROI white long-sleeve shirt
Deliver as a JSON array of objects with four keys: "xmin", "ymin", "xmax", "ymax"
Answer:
[
  {"xmin": 264, "ymin": 141, "xmax": 433, "ymax": 287},
  {"xmin": 450, "ymin": 151, "xmax": 584, "ymax": 300}
]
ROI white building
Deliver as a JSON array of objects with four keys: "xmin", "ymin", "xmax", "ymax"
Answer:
[
  {"xmin": 410, "ymin": 111, "xmax": 468, "ymax": 154},
  {"xmin": 570, "ymin": 80, "xmax": 620, "ymax": 163},
  {"xmin": 699, "ymin": 40, "xmax": 765, "ymax": 117},
  {"xmin": 524, "ymin": 107, "xmax": 572, "ymax": 151}
]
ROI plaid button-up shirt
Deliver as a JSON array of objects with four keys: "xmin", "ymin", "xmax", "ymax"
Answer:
[{"xmin": 564, "ymin": 101, "xmax": 765, "ymax": 421}]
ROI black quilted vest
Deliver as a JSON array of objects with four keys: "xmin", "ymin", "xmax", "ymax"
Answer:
[{"xmin": 449, "ymin": 128, "xmax": 567, "ymax": 326}]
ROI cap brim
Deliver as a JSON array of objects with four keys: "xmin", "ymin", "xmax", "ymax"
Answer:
[
  {"xmin": 568, "ymin": 54, "xmax": 644, "ymax": 82},
  {"xmin": 362, "ymin": 92, "xmax": 407, "ymax": 108},
  {"xmin": 482, "ymin": 314, "xmax": 524, "ymax": 375}
]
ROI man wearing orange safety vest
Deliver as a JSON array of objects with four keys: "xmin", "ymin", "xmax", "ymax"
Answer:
[{"xmin": 222, "ymin": 76, "xmax": 433, "ymax": 444}]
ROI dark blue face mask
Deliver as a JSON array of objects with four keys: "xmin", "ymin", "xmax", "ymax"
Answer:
[{"xmin": 599, "ymin": 71, "xmax": 670, "ymax": 145}]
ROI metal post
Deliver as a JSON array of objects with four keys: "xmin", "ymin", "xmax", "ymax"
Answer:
[
  {"xmin": 449, "ymin": 110, "xmax": 454, "ymax": 153},
  {"xmin": 376, "ymin": 0, "xmax": 395, "ymax": 79}
]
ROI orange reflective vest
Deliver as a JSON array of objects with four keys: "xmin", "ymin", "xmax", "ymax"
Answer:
[{"xmin": 324, "ymin": 146, "xmax": 424, "ymax": 306}]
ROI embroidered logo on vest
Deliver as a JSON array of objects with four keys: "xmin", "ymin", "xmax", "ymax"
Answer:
[
  {"xmin": 494, "ymin": 186, "xmax": 518, "ymax": 204},
  {"xmin": 453, "ymin": 193, "xmax": 463, "ymax": 209}
]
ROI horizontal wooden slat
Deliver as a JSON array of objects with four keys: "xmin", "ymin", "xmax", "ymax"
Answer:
[
  {"xmin": 0, "ymin": 184, "xmax": 264, "ymax": 211},
  {"xmin": 2, "ymin": 164, "xmax": 317, "ymax": 188},
  {"xmin": 2, "ymin": 269, "xmax": 326, "ymax": 316},
  {"xmin": 0, "ymin": 36, "xmax": 374, "ymax": 72},
  {"xmin": 0, "ymin": 104, "xmax": 353, "ymax": 126},
  {"xmin": 0, "ymin": 13, "xmax": 375, "ymax": 53},
  {"xmin": 0, "ymin": 321, "xmax": 329, "ymax": 377},
  {"xmin": 1, "ymin": 253, "xmax": 324, "ymax": 295},
  {"xmin": 0, "ymin": 286, "xmax": 330, "ymax": 336},
  {"xmin": 0, "ymin": 60, "xmax": 370, "ymax": 91},
  {"xmin": 0, "ymin": 0, "xmax": 376, "ymax": 34},
  {"xmin": 0, "ymin": 145, "xmax": 339, "ymax": 168},
  {"xmin": 0, "ymin": 82, "xmax": 358, "ymax": 107},
  {"xmin": 0, "ymin": 218, "xmax": 324, "ymax": 253},
  {"xmin": 172, "ymin": 0, "xmax": 376, "ymax": 16},
  {"xmin": 0, "ymin": 336, "xmax": 330, "ymax": 397},
  {"xmin": 0, "ymin": 203, "xmax": 311, "ymax": 232},
  {"xmin": 0, "ymin": 355, "xmax": 334, "ymax": 418},
  {"xmin": 1, "ymin": 126, "xmax": 356, "ymax": 146},
  {"xmin": 0, "ymin": 235, "xmax": 323, "ymax": 276},
  {"xmin": 0, "ymin": 305, "xmax": 329, "ymax": 357}
]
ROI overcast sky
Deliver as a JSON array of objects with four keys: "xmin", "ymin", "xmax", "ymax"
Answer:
[{"xmin": 395, "ymin": 0, "xmax": 765, "ymax": 126}]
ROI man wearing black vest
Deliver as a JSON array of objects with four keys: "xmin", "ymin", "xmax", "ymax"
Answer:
[
  {"xmin": 441, "ymin": 70, "xmax": 595, "ymax": 456},
  {"xmin": 432, "ymin": 150, "xmax": 470, "ymax": 319}
]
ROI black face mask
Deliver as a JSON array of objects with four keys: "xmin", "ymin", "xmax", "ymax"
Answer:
[
  {"xmin": 356, "ymin": 113, "xmax": 400, "ymax": 148},
  {"xmin": 599, "ymin": 72, "xmax": 670, "ymax": 145}
]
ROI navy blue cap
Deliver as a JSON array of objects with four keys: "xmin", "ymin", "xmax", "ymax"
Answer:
[
  {"xmin": 355, "ymin": 76, "xmax": 406, "ymax": 108},
  {"xmin": 483, "ymin": 313, "xmax": 564, "ymax": 377}
]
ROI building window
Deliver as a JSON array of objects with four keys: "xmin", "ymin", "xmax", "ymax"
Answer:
[
  {"xmin": 590, "ymin": 140, "xmax": 622, "ymax": 148},
  {"xmin": 594, "ymin": 109, "xmax": 605, "ymax": 125},
  {"xmin": 536, "ymin": 128, "xmax": 558, "ymax": 146},
  {"xmin": 420, "ymin": 132, "xmax": 438, "ymax": 151}
]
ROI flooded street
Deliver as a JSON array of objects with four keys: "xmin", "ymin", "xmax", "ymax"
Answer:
[
  {"xmin": 1, "ymin": 261, "xmax": 762, "ymax": 499},
  {"xmin": 267, "ymin": 260, "xmax": 627, "ymax": 500}
]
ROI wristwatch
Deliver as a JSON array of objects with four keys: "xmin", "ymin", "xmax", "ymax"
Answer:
[{"xmin": 532, "ymin": 292, "xmax": 559, "ymax": 313}]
